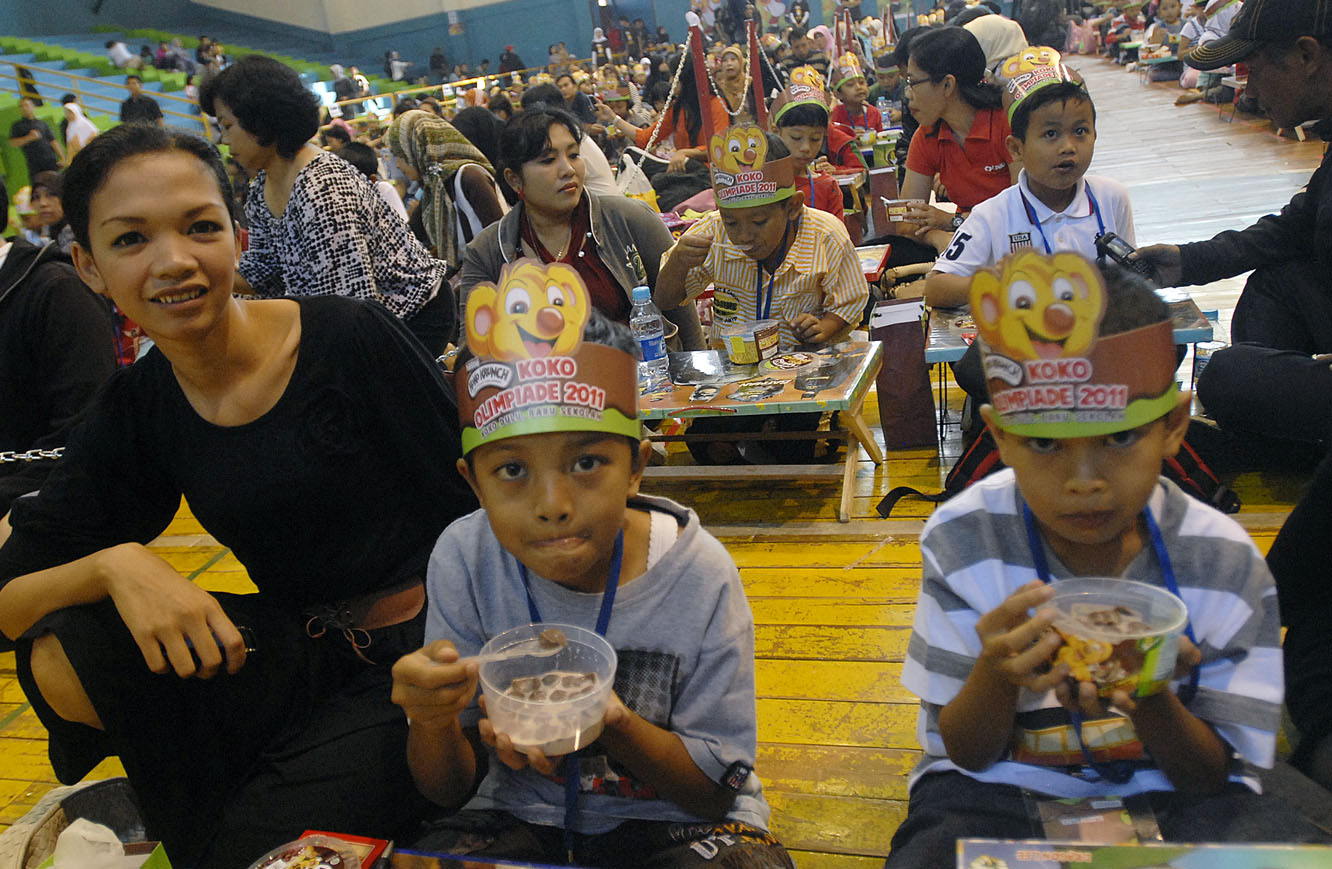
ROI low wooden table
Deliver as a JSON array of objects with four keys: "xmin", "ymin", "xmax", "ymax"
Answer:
[{"xmin": 638, "ymin": 342, "xmax": 884, "ymax": 522}]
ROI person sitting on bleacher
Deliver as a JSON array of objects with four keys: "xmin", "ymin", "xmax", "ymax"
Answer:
[
  {"xmin": 888, "ymin": 254, "xmax": 1331, "ymax": 867},
  {"xmin": 104, "ymin": 39, "xmax": 141, "ymax": 70},
  {"xmin": 1137, "ymin": 0, "xmax": 1332, "ymax": 461},
  {"xmin": 203, "ymin": 55, "xmax": 454, "ymax": 354}
]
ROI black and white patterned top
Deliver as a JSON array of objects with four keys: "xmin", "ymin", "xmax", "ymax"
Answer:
[{"xmin": 240, "ymin": 150, "xmax": 446, "ymax": 319}]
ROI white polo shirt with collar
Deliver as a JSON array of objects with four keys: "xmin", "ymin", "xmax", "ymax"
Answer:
[{"xmin": 931, "ymin": 169, "xmax": 1136, "ymax": 279}]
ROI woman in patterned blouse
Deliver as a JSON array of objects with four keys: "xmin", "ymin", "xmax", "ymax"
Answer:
[{"xmin": 201, "ymin": 55, "xmax": 454, "ymax": 353}]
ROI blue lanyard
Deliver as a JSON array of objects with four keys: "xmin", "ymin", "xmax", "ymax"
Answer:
[
  {"xmin": 1022, "ymin": 500, "xmax": 1199, "ymax": 782},
  {"xmin": 1018, "ymin": 183, "xmax": 1105, "ymax": 255},
  {"xmin": 805, "ymin": 169, "xmax": 815, "ymax": 210},
  {"xmin": 517, "ymin": 530, "xmax": 623, "ymax": 860},
  {"xmin": 755, "ymin": 223, "xmax": 790, "ymax": 321}
]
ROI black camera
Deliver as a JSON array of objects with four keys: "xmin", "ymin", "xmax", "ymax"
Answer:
[{"xmin": 1095, "ymin": 232, "xmax": 1158, "ymax": 283}]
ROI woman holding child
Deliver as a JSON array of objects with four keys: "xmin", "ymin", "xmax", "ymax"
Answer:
[
  {"xmin": 0, "ymin": 124, "xmax": 478, "ymax": 866},
  {"xmin": 896, "ymin": 26, "xmax": 1018, "ymax": 253},
  {"xmin": 460, "ymin": 102, "xmax": 705, "ymax": 349}
]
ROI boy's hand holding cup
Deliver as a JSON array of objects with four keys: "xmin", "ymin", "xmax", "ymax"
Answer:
[
  {"xmin": 480, "ymin": 690, "xmax": 633, "ymax": 776},
  {"xmin": 974, "ymin": 580, "xmax": 1068, "ymax": 693},
  {"xmin": 1056, "ymin": 634, "xmax": 1203, "ymax": 718},
  {"xmin": 391, "ymin": 639, "xmax": 479, "ymax": 730}
]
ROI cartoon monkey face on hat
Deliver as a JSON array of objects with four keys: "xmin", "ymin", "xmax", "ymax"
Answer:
[
  {"xmin": 1001, "ymin": 46, "xmax": 1063, "ymax": 78},
  {"xmin": 711, "ymin": 125, "xmax": 768, "ymax": 175},
  {"xmin": 788, "ymin": 65, "xmax": 826, "ymax": 91},
  {"xmin": 466, "ymin": 260, "xmax": 591, "ymax": 360},
  {"xmin": 971, "ymin": 251, "xmax": 1106, "ymax": 361}
]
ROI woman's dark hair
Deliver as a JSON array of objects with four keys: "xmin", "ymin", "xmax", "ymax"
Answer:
[
  {"xmin": 891, "ymin": 25, "xmax": 937, "ymax": 68},
  {"xmin": 199, "ymin": 55, "xmax": 320, "ymax": 159},
  {"xmin": 62, "ymin": 124, "xmax": 237, "ymax": 249},
  {"xmin": 521, "ymin": 83, "xmax": 566, "ymax": 109},
  {"xmin": 647, "ymin": 81, "xmax": 671, "ymax": 106},
  {"xmin": 953, "ymin": 6, "xmax": 992, "ymax": 26},
  {"xmin": 670, "ymin": 53, "xmax": 709, "ymax": 146},
  {"xmin": 909, "ymin": 26, "xmax": 1002, "ymax": 111},
  {"xmin": 498, "ymin": 102, "xmax": 583, "ymax": 179},
  {"xmin": 775, "ymin": 101, "xmax": 829, "ymax": 128},
  {"xmin": 453, "ymin": 105, "xmax": 515, "ymax": 203}
]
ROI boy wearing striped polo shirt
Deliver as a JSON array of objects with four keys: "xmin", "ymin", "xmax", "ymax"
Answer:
[
  {"xmin": 888, "ymin": 253, "xmax": 1324, "ymax": 866},
  {"xmin": 656, "ymin": 125, "xmax": 867, "ymax": 351}
]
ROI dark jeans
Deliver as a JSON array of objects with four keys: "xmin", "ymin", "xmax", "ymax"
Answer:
[
  {"xmin": 885, "ymin": 771, "xmax": 1332, "ymax": 868},
  {"xmin": 410, "ymin": 810, "xmax": 794, "ymax": 868},
  {"xmin": 1266, "ymin": 445, "xmax": 1332, "ymax": 770}
]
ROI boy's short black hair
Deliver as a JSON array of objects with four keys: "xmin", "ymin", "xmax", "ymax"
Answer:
[
  {"xmin": 199, "ymin": 55, "xmax": 320, "ymax": 159},
  {"xmin": 775, "ymin": 102, "xmax": 829, "ymax": 129},
  {"xmin": 335, "ymin": 141, "xmax": 378, "ymax": 179},
  {"xmin": 322, "ymin": 125, "xmax": 352, "ymax": 146},
  {"xmin": 1097, "ymin": 262, "xmax": 1168, "ymax": 337},
  {"xmin": 126, "ymin": 74, "xmax": 142, "ymax": 84},
  {"xmin": 488, "ymin": 93, "xmax": 514, "ymax": 116},
  {"xmin": 790, "ymin": 26, "xmax": 810, "ymax": 41},
  {"xmin": 1010, "ymin": 81, "xmax": 1096, "ymax": 140},
  {"xmin": 520, "ymin": 83, "xmax": 565, "ymax": 109}
]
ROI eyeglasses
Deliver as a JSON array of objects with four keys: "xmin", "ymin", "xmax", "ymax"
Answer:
[{"xmin": 904, "ymin": 75, "xmax": 937, "ymax": 91}]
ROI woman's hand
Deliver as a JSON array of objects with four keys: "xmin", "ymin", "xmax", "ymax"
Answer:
[
  {"xmin": 392, "ymin": 640, "xmax": 479, "ymax": 730},
  {"xmin": 668, "ymin": 150, "xmax": 693, "ymax": 173},
  {"xmin": 100, "ymin": 543, "xmax": 246, "ymax": 679},
  {"xmin": 594, "ymin": 100, "xmax": 619, "ymax": 124}
]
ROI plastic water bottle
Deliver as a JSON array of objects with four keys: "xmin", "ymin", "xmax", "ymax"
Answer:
[
  {"xmin": 876, "ymin": 96, "xmax": 892, "ymax": 129},
  {"xmin": 630, "ymin": 285, "xmax": 669, "ymax": 392}
]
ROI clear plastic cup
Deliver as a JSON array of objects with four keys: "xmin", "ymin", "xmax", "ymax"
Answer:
[
  {"xmin": 1049, "ymin": 578, "xmax": 1188, "ymax": 698},
  {"xmin": 478, "ymin": 623, "xmax": 617, "ymax": 756}
]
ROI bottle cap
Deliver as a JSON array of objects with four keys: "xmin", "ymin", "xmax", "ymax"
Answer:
[{"xmin": 632, "ymin": 285, "xmax": 651, "ymax": 303}]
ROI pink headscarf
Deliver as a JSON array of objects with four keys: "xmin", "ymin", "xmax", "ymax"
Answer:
[{"xmin": 807, "ymin": 24, "xmax": 833, "ymax": 51}]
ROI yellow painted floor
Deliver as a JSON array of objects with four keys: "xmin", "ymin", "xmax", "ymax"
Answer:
[{"xmin": 0, "ymin": 56, "xmax": 1322, "ymax": 866}]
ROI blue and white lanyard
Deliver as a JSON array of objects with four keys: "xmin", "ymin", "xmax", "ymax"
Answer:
[
  {"xmin": 1022, "ymin": 502, "xmax": 1199, "ymax": 782},
  {"xmin": 755, "ymin": 223, "xmax": 791, "ymax": 321},
  {"xmin": 517, "ymin": 531, "xmax": 623, "ymax": 861},
  {"xmin": 1018, "ymin": 183, "xmax": 1105, "ymax": 255}
]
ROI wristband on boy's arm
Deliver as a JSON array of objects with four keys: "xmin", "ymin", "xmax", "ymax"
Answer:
[{"xmin": 722, "ymin": 760, "xmax": 753, "ymax": 792}]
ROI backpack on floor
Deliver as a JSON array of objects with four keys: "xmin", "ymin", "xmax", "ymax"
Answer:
[{"xmin": 875, "ymin": 426, "xmax": 1242, "ymax": 517}]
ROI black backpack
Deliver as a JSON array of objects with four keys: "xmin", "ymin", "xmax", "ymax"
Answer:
[{"xmin": 875, "ymin": 425, "xmax": 1242, "ymax": 518}]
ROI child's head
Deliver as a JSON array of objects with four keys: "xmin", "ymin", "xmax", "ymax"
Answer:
[
  {"xmin": 1007, "ymin": 82, "xmax": 1096, "ymax": 198},
  {"xmin": 772, "ymin": 83, "xmax": 832, "ymax": 173},
  {"xmin": 1157, "ymin": 0, "xmax": 1181, "ymax": 23},
  {"xmin": 973, "ymin": 254, "xmax": 1189, "ymax": 563},
  {"xmin": 875, "ymin": 55, "xmax": 901, "ymax": 91},
  {"xmin": 710, "ymin": 128, "xmax": 804, "ymax": 261},
  {"xmin": 832, "ymin": 54, "xmax": 870, "ymax": 107},
  {"xmin": 126, "ymin": 74, "xmax": 142, "ymax": 94},
  {"xmin": 456, "ymin": 264, "xmax": 647, "ymax": 589},
  {"xmin": 790, "ymin": 27, "xmax": 813, "ymax": 59},
  {"xmin": 62, "ymin": 124, "xmax": 239, "ymax": 340},
  {"xmin": 335, "ymin": 141, "xmax": 379, "ymax": 179}
]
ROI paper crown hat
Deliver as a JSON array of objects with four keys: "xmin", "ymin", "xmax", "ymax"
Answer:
[
  {"xmin": 769, "ymin": 74, "xmax": 834, "ymax": 125},
  {"xmin": 998, "ymin": 47, "xmax": 1088, "ymax": 121},
  {"xmin": 457, "ymin": 259, "xmax": 641, "ymax": 454},
  {"xmin": 831, "ymin": 52, "xmax": 866, "ymax": 92},
  {"xmin": 970, "ymin": 251, "xmax": 1179, "ymax": 438},
  {"xmin": 709, "ymin": 123, "xmax": 796, "ymax": 208}
]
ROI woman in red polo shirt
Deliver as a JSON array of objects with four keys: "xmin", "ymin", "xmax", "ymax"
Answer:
[{"xmin": 897, "ymin": 27, "xmax": 1018, "ymax": 253}]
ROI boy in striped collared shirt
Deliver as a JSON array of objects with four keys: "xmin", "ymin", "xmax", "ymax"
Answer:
[{"xmin": 655, "ymin": 127, "xmax": 867, "ymax": 352}]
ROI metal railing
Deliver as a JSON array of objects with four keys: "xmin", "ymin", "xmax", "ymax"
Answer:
[{"xmin": 0, "ymin": 60, "xmax": 210, "ymax": 139}]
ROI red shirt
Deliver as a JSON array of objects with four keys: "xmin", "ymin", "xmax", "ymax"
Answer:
[
  {"xmin": 825, "ymin": 124, "xmax": 867, "ymax": 171},
  {"xmin": 831, "ymin": 102, "xmax": 882, "ymax": 133},
  {"xmin": 905, "ymin": 106, "xmax": 1013, "ymax": 212},
  {"xmin": 800, "ymin": 169, "xmax": 846, "ymax": 224}
]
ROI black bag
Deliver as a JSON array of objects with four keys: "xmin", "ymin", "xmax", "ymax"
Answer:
[{"xmin": 875, "ymin": 426, "xmax": 1242, "ymax": 517}]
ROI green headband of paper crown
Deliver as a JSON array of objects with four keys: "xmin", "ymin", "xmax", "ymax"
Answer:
[
  {"xmin": 770, "ymin": 77, "xmax": 834, "ymax": 125},
  {"xmin": 999, "ymin": 47, "xmax": 1089, "ymax": 122},
  {"xmin": 710, "ymin": 124, "xmax": 797, "ymax": 208},
  {"xmin": 457, "ymin": 259, "xmax": 641, "ymax": 454},
  {"xmin": 971, "ymin": 251, "xmax": 1180, "ymax": 438},
  {"xmin": 831, "ymin": 52, "xmax": 866, "ymax": 92}
]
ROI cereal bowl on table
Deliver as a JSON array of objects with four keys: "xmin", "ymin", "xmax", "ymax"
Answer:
[
  {"xmin": 1049, "ymin": 578, "xmax": 1187, "ymax": 698},
  {"xmin": 479, "ymin": 623, "xmax": 617, "ymax": 756}
]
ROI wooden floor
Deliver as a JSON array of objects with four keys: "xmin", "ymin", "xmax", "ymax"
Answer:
[{"xmin": 0, "ymin": 56, "xmax": 1324, "ymax": 865}]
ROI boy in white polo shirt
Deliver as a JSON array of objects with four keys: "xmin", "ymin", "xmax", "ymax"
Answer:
[{"xmin": 923, "ymin": 51, "xmax": 1136, "ymax": 309}]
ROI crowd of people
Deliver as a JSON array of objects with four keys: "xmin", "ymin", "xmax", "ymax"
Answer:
[{"xmin": 3, "ymin": 0, "xmax": 1332, "ymax": 865}]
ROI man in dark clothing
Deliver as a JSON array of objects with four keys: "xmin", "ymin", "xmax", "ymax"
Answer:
[
  {"xmin": 0, "ymin": 231, "xmax": 118, "ymax": 515},
  {"xmin": 498, "ymin": 45, "xmax": 525, "ymax": 73},
  {"xmin": 1137, "ymin": 0, "xmax": 1332, "ymax": 455},
  {"xmin": 429, "ymin": 46, "xmax": 448, "ymax": 84},
  {"xmin": 7, "ymin": 98, "xmax": 63, "ymax": 181},
  {"xmin": 120, "ymin": 75, "xmax": 163, "ymax": 125}
]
